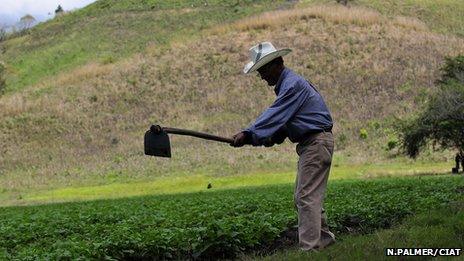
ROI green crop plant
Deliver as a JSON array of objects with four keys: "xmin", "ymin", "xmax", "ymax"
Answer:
[{"xmin": 1, "ymin": 175, "xmax": 462, "ymax": 260}]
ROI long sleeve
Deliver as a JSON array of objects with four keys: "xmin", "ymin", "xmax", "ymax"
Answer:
[{"xmin": 245, "ymin": 82, "xmax": 309, "ymax": 146}]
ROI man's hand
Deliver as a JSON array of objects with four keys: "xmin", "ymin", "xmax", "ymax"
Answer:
[{"xmin": 231, "ymin": 131, "xmax": 250, "ymax": 147}]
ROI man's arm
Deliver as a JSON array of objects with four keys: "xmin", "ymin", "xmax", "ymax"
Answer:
[
  {"xmin": 244, "ymin": 82, "xmax": 309, "ymax": 146},
  {"xmin": 231, "ymin": 122, "xmax": 288, "ymax": 148},
  {"xmin": 261, "ymin": 125, "xmax": 288, "ymax": 147}
]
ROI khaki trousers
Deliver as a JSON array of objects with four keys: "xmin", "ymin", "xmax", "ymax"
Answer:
[{"xmin": 294, "ymin": 131, "xmax": 335, "ymax": 250}]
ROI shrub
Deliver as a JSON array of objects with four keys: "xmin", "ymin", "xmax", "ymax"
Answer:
[
  {"xmin": 336, "ymin": 0, "xmax": 350, "ymax": 6},
  {"xmin": 399, "ymin": 55, "xmax": 464, "ymax": 157},
  {"xmin": 359, "ymin": 128, "xmax": 368, "ymax": 140},
  {"xmin": 0, "ymin": 61, "xmax": 6, "ymax": 94},
  {"xmin": 101, "ymin": 55, "xmax": 115, "ymax": 65},
  {"xmin": 386, "ymin": 138, "xmax": 398, "ymax": 151},
  {"xmin": 0, "ymin": 27, "xmax": 6, "ymax": 42},
  {"xmin": 437, "ymin": 55, "xmax": 464, "ymax": 85}
]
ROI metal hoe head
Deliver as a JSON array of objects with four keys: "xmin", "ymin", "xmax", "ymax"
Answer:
[{"xmin": 144, "ymin": 125, "xmax": 171, "ymax": 158}]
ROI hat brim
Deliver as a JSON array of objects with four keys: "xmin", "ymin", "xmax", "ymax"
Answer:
[{"xmin": 243, "ymin": 48, "xmax": 291, "ymax": 74}]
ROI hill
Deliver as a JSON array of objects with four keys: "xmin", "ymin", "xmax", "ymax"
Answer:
[
  {"xmin": 0, "ymin": 0, "xmax": 291, "ymax": 92},
  {"xmin": 0, "ymin": 0, "xmax": 464, "ymax": 202}
]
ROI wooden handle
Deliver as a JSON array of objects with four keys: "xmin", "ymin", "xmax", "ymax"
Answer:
[{"xmin": 163, "ymin": 127, "xmax": 234, "ymax": 144}]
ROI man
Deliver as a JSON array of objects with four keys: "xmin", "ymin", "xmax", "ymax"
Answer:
[
  {"xmin": 456, "ymin": 150, "xmax": 464, "ymax": 173},
  {"xmin": 231, "ymin": 42, "xmax": 335, "ymax": 251},
  {"xmin": 461, "ymin": 151, "xmax": 464, "ymax": 173}
]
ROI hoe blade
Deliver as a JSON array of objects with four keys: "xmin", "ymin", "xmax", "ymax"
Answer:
[{"xmin": 144, "ymin": 129, "xmax": 171, "ymax": 158}]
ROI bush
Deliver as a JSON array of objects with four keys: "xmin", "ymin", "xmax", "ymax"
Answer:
[
  {"xmin": 437, "ymin": 55, "xmax": 464, "ymax": 85},
  {"xmin": 399, "ymin": 55, "xmax": 464, "ymax": 157},
  {"xmin": 359, "ymin": 128, "xmax": 368, "ymax": 140},
  {"xmin": 0, "ymin": 61, "xmax": 6, "ymax": 94},
  {"xmin": 101, "ymin": 55, "xmax": 115, "ymax": 65},
  {"xmin": 336, "ymin": 0, "xmax": 350, "ymax": 5},
  {"xmin": 386, "ymin": 138, "xmax": 398, "ymax": 151},
  {"xmin": 0, "ymin": 27, "xmax": 6, "ymax": 42}
]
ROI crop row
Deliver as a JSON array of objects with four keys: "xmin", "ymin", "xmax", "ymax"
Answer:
[{"xmin": 1, "ymin": 175, "xmax": 463, "ymax": 260}]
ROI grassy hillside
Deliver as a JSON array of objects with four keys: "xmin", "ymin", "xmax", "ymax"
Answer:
[
  {"xmin": 2, "ymin": 0, "xmax": 463, "ymax": 92},
  {"xmin": 351, "ymin": 0, "xmax": 464, "ymax": 37},
  {"xmin": 0, "ymin": 0, "xmax": 289, "ymax": 92},
  {"xmin": 299, "ymin": 0, "xmax": 464, "ymax": 37},
  {"xmin": 1, "ymin": 1, "xmax": 464, "ymax": 203}
]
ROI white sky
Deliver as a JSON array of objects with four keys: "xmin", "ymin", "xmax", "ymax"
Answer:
[{"xmin": 0, "ymin": 0, "xmax": 97, "ymax": 26}]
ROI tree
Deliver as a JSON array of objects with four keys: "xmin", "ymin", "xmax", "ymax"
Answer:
[
  {"xmin": 19, "ymin": 14, "xmax": 36, "ymax": 31},
  {"xmin": 55, "ymin": 5, "xmax": 64, "ymax": 15},
  {"xmin": 0, "ymin": 61, "xmax": 6, "ymax": 94},
  {"xmin": 399, "ymin": 55, "xmax": 464, "ymax": 158},
  {"xmin": 0, "ymin": 25, "xmax": 6, "ymax": 42}
]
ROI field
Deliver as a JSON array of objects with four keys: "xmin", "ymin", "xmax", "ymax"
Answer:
[
  {"xmin": 1, "ymin": 0, "xmax": 464, "ymax": 259},
  {"xmin": 1, "ymin": 175, "xmax": 463, "ymax": 259},
  {"xmin": 2, "ymin": 159, "xmax": 451, "ymax": 206}
]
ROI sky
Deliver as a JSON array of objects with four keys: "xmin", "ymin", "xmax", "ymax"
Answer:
[{"xmin": 0, "ymin": 0, "xmax": 97, "ymax": 27}]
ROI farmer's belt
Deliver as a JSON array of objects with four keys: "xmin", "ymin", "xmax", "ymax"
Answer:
[
  {"xmin": 298, "ymin": 126, "xmax": 333, "ymax": 143},
  {"xmin": 305, "ymin": 126, "xmax": 332, "ymax": 135}
]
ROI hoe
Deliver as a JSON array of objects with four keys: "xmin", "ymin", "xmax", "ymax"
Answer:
[{"xmin": 144, "ymin": 125, "xmax": 234, "ymax": 158}]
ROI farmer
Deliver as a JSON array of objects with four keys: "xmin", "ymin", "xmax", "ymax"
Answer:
[
  {"xmin": 231, "ymin": 42, "xmax": 335, "ymax": 251},
  {"xmin": 456, "ymin": 150, "xmax": 464, "ymax": 173},
  {"xmin": 461, "ymin": 151, "xmax": 464, "ymax": 173}
]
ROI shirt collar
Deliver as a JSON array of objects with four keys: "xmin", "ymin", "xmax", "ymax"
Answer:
[{"xmin": 274, "ymin": 67, "xmax": 290, "ymax": 95}]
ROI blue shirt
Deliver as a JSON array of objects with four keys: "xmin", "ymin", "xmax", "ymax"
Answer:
[{"xmin": 245, "ymin": 68, "xmax": 333, "ymax": 145}]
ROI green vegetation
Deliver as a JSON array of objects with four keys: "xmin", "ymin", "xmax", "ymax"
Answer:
[
  {"xmin": 1, "ymin": 175, "xmax": 462, "ymax": 260},
  {"xmin": 0, "ymin": 158, "xmax": 451, "ymax": 206},
  {"xmin": 2, "ymin": 1, "xmax": 463, "ymax": 199},
  {"xmin": 359, "ymin": 128, "xmax": 368, "ymax": 140},
  {"xmin": 0, "ymin": 0, "xmax": 287, "ymax": 92},
  {"xmin": 0, "ymin": 1, "xmax": 463, "ymax": 259},
  {"xmin": 439, "ymin": 55, "xmax": 464, "ymax": 84},
  {"xmin": 0, "ymin": 61, "xmax": 5, "ymax": 94},
  {"xmin": 310, "ymin": 0, "xmax": 464, "ymax": 36},
  {"xmin": 374, "ymin": 0, "xmax": 464, "ymax": 36},
  {"xmin": 0, "ymin": 27, "xmax": 6, "ymax": 42},
  {"xmin": 399, "ymin": 55, "xmax": 464, "ymax": 157},
  {"xmin": 255, "ymin": 198, "xmax": 464, "ymax": 260}
]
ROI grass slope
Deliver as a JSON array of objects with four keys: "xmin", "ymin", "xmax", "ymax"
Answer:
[
  {"xmin": 1, "ymin": 1, "xmax": 464, "ymax": 203},
  {"xmin": 297, "ymin": 0, "xmax": 464, "ymax": 37},
  {"xmin": 1, "ymin": 175, "xmax": 463, "ymax": 260},
  {"xmin": 0, "ymin": 0, "xmax": 288, "ymax": 92},
  {"xmin": 351, "ymin": 0, "xmax": 464, "ymax": 37}
]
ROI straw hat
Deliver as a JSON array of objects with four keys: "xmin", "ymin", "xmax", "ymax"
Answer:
[{"xmin": 243, "ymin": 42, "xmax": 291, "ymax": 74}]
